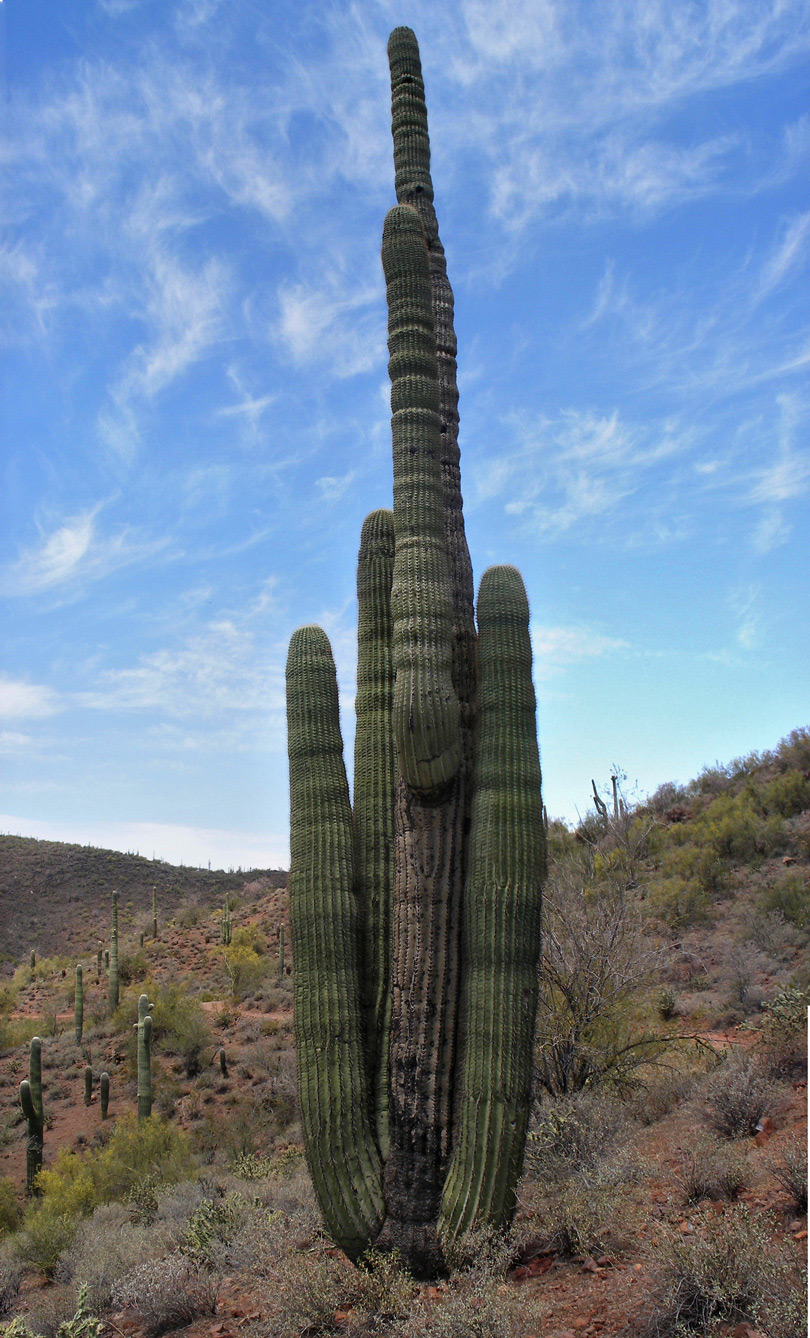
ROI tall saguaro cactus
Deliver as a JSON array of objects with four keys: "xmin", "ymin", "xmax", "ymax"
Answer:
[
  {"xmin": 136, "ymin": 993, "xmax": 153, "ymax": 1120},
  {"xmin": 19, "ymin": 1036, "xmax": 44, "ymax": 1194},
  {"xmin": 286, "ymin": 29, "xmax": 545, "ymax": 1277},
  {"xmin": 74, "ymin": 965, "xmax": 84, "ymax": 1046},
  {"xmin": 108, "ymin": 890, "xmax": 119, "ymax": 1015}
]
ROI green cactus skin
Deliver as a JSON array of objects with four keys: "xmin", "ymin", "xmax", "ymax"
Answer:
[
  {"xmin": 96, "ymin": 947, "xmax": 102, "ymax": 981},
  {"xmin": 353, "ymin": 508, "xmax": 395, "ymax": 1157},
  {"xmin": 136, "ymin": 993, "xmax": 153, "ymax": 1120},
  {"xmin": 286, "ymin": 29, "xmax": 544, "ymax": 1277},
  {"xmin": 278, "ymin": 923, "xmax": 285, "ymax": 981},
  {"xmin": 19, "ymin": 1036, "xmax": 43, "ymax": 1194},
  {"xmin": 29, "ymin": 951, "xmax": 35, "ymax": 971},
  {"xmin": 221, "ymin": 895, "xmax": 232, "ymax": 946},
  {"xmin": 108, "ymin": 891, "xmax": 119, "ymax": 1015},
  {"xmin": 286, "ymin": 626, "xmax": 385, "ymax": 1261},
  {"xmin": 100, "ymin": 1071, "xmax": 110, "ymax": 1119},
  {"xmin": 74, "ymin": 965, "xmax": 84, "ymax": 1046},
  {"xmin": 152, "ymin": 887, "xmax": 158, "ymax": 939},
  {"xmin": 84, "ymin": 1064, "xmax": 93, "ymax": 1108},
  {"xmin": 439, "ymin": 567, "xmax": 545, "ymax": 1241},
  {"xmin": 219, "ymin": 1047, "xmax": 228, "ymax": 1078},
  {"xmin": 104, "ymin": 950, "xmax": 109, "ymax": 970}
]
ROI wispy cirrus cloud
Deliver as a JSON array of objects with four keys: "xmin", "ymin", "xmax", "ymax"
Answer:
[
  {"xmin": 0, "ymin": 507, "xmax": 168, "ymax": 597},
  {"xmin": 531, "ymin": 623, "xmax": 629, "ymax": 676}
]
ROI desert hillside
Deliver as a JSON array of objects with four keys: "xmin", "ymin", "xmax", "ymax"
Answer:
[{"xmin": 0, "ymin": 728, "xmax": 807, "ymax": 1338}]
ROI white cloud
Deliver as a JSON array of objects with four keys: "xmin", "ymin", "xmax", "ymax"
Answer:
[
  {"xmin": 0, "ymin": 677, "xmax": 61, "ymax": 720},
  {"xmin": 275, "ymin": 276, "xmax": 384, "ymax": 378},
  {"xmin": 757, "ymin": 211, "xmax": 810, "ymax": 299},
  {"xmin": 1, "ymin": 508, "xmax": 168, "ymax": 597},
  {"xmin": 531, "ymin": 623, "xmax": 628, "ymax": 676},
  {"xmin": 80, "ymin": 616, "xmax": 287, "ymax": 739}
]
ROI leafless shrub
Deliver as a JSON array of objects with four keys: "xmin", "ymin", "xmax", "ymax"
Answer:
[
  {"xmin": 113, "ymin": 1254, "xmax": 218, "ymax": 1337},
  {"xmin": 640, "ymin": 1205, "xmax": 804, "ymax": 1338},
  {"xmin": 768, "ymin": 1138, "xmax": 808, "ymax": 1213},
  {"xmin": 56, "ymin": 1203, "xmax": 161, "ymax": 1314},
  {"xmin": 0, "ymin": 1241, "xmax": 21, "ymax": 1318},
  {"xmin": 677, "ymin": 1136, "xmax": 749, "ymax": 1203},
  {"xmin": 703, "ymin": 1053, "xmax": 772, "ymax": 1138}
]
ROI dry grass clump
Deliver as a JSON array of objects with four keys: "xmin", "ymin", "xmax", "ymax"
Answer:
[
  {"xmin": 640, "ymin": 1204, "xmax": 806, "ymax": 1338},
  {"xmin": 702, "ymin": 1053, "xmax": 772, "ymax": 1138},
  {"xmin": 112, "ymin": 1253, "xmax": 218, "ymax": 1337}
]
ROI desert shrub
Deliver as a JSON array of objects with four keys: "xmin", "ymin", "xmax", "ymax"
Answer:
[
  {"xmin": 761, "ymin": 873, "xmax": 810, "ymax": 931},
  {"xmin": 677, "ymin": 1136, "xmax": 748, "ymax": 1202},
  {"xmin": 703, "ymin": 1054, "xmax": 771, "ymax": 1138},
  {"xmin": 536, "ymin": 870, "xmax": 679, "ymax": 1094},
  {"xmin": 627, "ymin": 1067, "xmax": 701, "ymax": 1125},
  {"xmin": 399, "ymin": 1271, "xmax": 545, "ymax": 1337},
  {"xmin": 526, "ymin": 1090, "xmax": 629, "ymax": 1178},
  {"xmin": 181, "ymin": 1193, "xmax": 247, "ymax": 1268},
  {"xmin": 640, "ymin": 1204, "xmax": 805, "ymax": 1337},
  {"xmin": 112, "ymin": 1254, "xmax": 217, "ymax": 1337},
  {"xmin": 57, "ymin": 1203, "xmax": 159, "ymax": 1314},
  {"xmin": 223, "ymin": 940, "xmax": 269, "ymax": 1001},
  {"xmin": 0, "ymin": 1241, "xmax": 21, "ymax": 1317},
  {"xmin": 0, "ymin": 1180, "xmax": 20, "ymax": 1238},
  {"xmin": 268, "ymin": 1247, "xmax": 353, "ymax": 1338},
  {"xmin": 762, "ymin": 770, "xmax": 810, "ymax": 818},
  {"xmin": 347, "ymin": 1248, "xmax": 417, "ymax": 1325},
  {"xmin": 768, "ymin": 1138, "xmax": 808, "ymax": 1214},
  {"xmin": 759, "ymin": 985, "xmax": 809, "ymax": 1078},
  {"xmin": 18, "ymin": 1115, "xmax": 196, "ymax": 1273}
]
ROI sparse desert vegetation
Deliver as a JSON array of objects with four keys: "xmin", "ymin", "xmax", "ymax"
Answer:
[{"xmin": 0, "ymin": 726, "xmax": 805, "ymax": 1336}]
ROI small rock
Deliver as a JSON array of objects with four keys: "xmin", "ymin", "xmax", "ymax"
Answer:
[
  {"xmin": 582, "ymin": 1256, "xmax": 601, "ymax": 1273},
  {"xmin": 572, "ymin": 1321, "xmax": 589, "ymax": 1332},
  {"xmin": 679, "ymin": 1220, "xmax": 694, "ymax": 1234}
]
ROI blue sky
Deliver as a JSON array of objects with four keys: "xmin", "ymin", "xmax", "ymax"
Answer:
[{"xmin": 1, "ymin": 0, "xmax": 808, "ymax": 869}]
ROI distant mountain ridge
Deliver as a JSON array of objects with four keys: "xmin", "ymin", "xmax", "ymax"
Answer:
[{"xmin": 0, "ymin": 834, "xmax": 286, "ymax": 965}]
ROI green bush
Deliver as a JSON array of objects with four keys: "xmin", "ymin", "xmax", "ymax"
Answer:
[
  {"xmin": 18, "ymin": 1115, "xmax": 196, "ymax": 1274},
  {"xmin": 761, "ymin": 873, "xmax": 810, "ymax": 931},
  {"xmin": 762, "ymin": 770, "xmax": 810, "ymax": 818}
]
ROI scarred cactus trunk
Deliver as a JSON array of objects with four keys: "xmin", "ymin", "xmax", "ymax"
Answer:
[
  {"xmin": 20, "ymin": 1036, "xmax": 44, "ymax": 1194},
  {"xmin": 286, "ymin": 27, "xmax": 545, "ymax": 1278}
]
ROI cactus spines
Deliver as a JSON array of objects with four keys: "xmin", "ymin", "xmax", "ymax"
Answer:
[
  {"xmin": 84, "ymin": 1064, "xmax": 93, "ymax": 1107},
  {"xmin": 286, "ymin": 29, "xmax": 544, "ymax": 1277},
  {"xmin": 136, "ymin": 994, "xmax": 153, "ymax": 1120},
  {"xmin": 20, "ymin": 1036, "xmax": 44, "ymax": 1194},
  {"xmin": 108, "ymin": 891, "xmax": 119, "ymax": 1015},
  {"xmin": 100, "ymin": 1070, "xmax": 110, "ymax": 1119},
  {"xmin": 74, "ymin": 965, "xmax": 84, "ymax": 1045}
]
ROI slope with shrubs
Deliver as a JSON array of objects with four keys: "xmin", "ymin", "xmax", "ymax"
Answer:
[{"xmin": 0, "ymin": 729, "xmax": 806, "ymax": 1337}]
